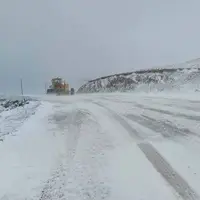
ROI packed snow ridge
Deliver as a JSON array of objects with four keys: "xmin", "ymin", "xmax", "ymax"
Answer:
[{"xmin": 78, "ymin": 58, "xmax": 200, "ymax": 93}]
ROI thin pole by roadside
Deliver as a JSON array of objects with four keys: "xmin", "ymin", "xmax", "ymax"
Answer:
[
  {"xmin": 20, "ymin": 78, "xmax": 24, "ymax": 97},
  {"xmin": 45, "ymin": 82, "xmax": 47, "ymax": 93}
]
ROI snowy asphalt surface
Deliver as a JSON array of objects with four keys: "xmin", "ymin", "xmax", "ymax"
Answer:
[{"xmin": 1, "ymin": 93, "xmax": 200, "ymax": 199}]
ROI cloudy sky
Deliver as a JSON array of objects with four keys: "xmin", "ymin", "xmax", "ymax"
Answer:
[{"xmin": 1, "ymin": 0, "xmax": 200, "ymax": 94}]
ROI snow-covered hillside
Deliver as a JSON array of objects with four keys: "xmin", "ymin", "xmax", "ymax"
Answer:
[{"xmin": 78, "ymin": 58, "xmax": 200, "ymax": 93}]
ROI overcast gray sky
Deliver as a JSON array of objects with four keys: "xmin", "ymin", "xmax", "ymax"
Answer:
[{"xmin": 1, "ymin": 0, "xmax": 200, "ymax": 94}]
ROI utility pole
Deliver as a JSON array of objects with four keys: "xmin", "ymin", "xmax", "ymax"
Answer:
[
  {"xmin": 45, "ymin": 82, "xmax": 47, "ymax": 93},
  {"xmin": 20, "ymin": 78, "xmax": 24, "ymax": 96}
]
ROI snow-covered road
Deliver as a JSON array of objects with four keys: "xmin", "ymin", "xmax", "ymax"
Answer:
[{"xmin": 1, "ymin": 93, "xmax": 200, "ymax": 200}]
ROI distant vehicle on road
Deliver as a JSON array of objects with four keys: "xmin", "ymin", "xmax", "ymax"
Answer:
[
  {"xmin": 71, "ymin": 88, "xmax": 75, "ymax": 95},
  {"xmin": 46, "ymin": 78, "xmax": 70, "ymax": 95}
]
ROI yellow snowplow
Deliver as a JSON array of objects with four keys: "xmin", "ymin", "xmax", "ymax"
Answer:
[{"xmin": 46, "ymin": 78, "xmax": 70, "ymax": 95}]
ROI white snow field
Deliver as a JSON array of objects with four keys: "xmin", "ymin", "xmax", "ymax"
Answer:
[{"xmin": 1, "ymin": 93, "xmax": 200, "ymax": 200}]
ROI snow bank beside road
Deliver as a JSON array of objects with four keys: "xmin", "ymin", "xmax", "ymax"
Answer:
[
  {"xmin": 0, "ymin": 102, "xmax": 60, "ymax": 200},
  {"xmin": 0, "ymin": 99, "xmax": 40, "ymax": 140}
]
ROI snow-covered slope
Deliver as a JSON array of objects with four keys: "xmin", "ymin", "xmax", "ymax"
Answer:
[
  {"xmin": 0, "ymin": 97, "xmax": 40, "ymax": 140},
  {"xmin": 78, "ymin": 58, "xmax": 200, "ymax": 93}
]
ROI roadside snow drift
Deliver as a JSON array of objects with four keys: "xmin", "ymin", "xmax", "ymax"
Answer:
[{"xmin": 0, "ymin": 98, "xmax": 40, "ymax": 140}]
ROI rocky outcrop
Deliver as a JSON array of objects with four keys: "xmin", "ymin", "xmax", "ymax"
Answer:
[{"xmin": 1, "ymin": 98, "xmax": 30, "ymax": 110}]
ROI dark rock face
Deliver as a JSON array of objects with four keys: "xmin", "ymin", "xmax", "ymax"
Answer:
[
  {"xmin": 78, "ymin": 68, "xmax": 200, "ymax": 93},
  {"xmin": 107, "ymin": 77, "xmax": 136, "ymax": 90},
  {"xmin": 1, "ymin": 99, "xmax": 29, "ymax": 110}
]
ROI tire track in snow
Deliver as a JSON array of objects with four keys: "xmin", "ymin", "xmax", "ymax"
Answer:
[
  {"xmin": 95, "ymin": 100, "xmax": 198, "ymax": 140},
  {"xmin": 146, "ymin": 100, "xmax": 200, "ymax": 113},
  {"xmin": 130, "ymin": 97, "xmax": 200, "ymax": 113},
  {"xmin": 39, "ymin": 108, "xmax": 89, "ymax": 200},
  {"xmin": 93, "ymin": 102, "xmax": 142, "ymax": 140},
  {"xmin": 39, "ymin": 105, "xmax": 112, "ymax": 200},
  {"xmin": 60, "ymin": 107, "xmax": 112, "ymax": 200},
  {"xmin": 134, "ymin": 103, "xmax": 200, "ymax": 121},
  {"xmin": 94, "ymin": 101, "xmax": 199, "ymax": 200},
  {"xmin": 125, "ymin": 114, "xmax": 196, "ymax": 139},
  {"xmin": 39, "ymin": 164, "xmax": 66, "ymax": 200},
  {"xmin": 101, "ymin": 97, "xmax": 200, "ymax": 121},
  {"xmin": 138, "ymin": 143, "xmax": 199, "ymax": 200}
]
